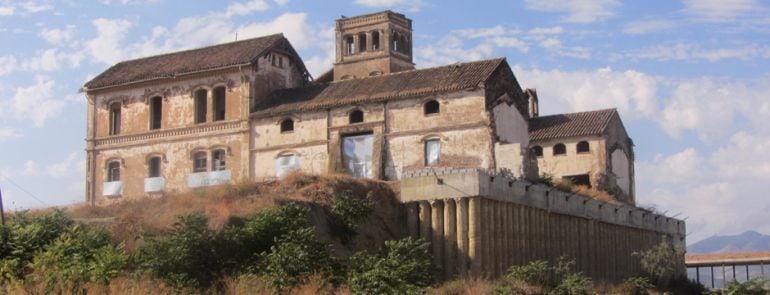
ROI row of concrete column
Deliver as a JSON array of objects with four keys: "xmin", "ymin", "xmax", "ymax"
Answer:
[{"xmin": 406, "ymin": 197, "xmax": 667, "ymax": 281}]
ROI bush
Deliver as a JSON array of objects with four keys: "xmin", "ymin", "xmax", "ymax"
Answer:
[
  {"xmin": 632, "ymin": 236, "xmax": 683, "ymax": 286},
  {"xmin": 537, "ymin": 173, "xmax": 554, "ymax": 186},
  {"xmin": 348, "ymin": 237, "xmax": 434, "ymax": 295},
  {"xmin": 722, "ymin": 278, "xmax": 768, "ymax": 295},
  {"xmin": 137, "ymin": 212, "xmax": 220, "ymax": 290},
  {"xmin": 550, "ymin": 273, "xmax": 593, "ymax": 295},
  {"xmin": 216, "ymin": 203, "xmax": 309, "ymax": 274},
  {"xmin": 622, "ymin": 276, "xmax": 654, "ymax": 295},
  {"xmin": 260, "ymin": 227, "xmax": 338, "ymax": 291},
  {"xmin": 27, "ymin": 226, "xmax": 127, "ymax": 294},
  {"xmin": 328, "ymin": 190, "xmax": 373, "ymax": 243},
  {"xmin": 0, "ymin": 210, "xmax": 75, "ymax": 280},
  {"xmin": 507, "ymin": 260, "xmax": 551, "ymax": 286}
]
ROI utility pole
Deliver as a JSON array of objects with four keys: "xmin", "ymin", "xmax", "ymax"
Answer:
[{"xmin": 0, "ymin": 186, "xmax": 5, "ymax": 225}]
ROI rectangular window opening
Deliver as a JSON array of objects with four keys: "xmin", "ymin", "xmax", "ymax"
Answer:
[{"xmin": 425, "ymin": 139, "xmax": 440, "ymax": 166}]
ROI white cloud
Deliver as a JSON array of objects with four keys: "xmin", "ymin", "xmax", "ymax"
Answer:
[
  {"xmin": 46, "ymin": 152, "xmax": 82, "ymax": 178},
  {"xmin": 2, "ymin": 76, "xmax": 64, "ymax": 126},
  {"xmin": 622, "ymin": 19, "xmax": 676, "ymax": 35},
  {"xmin": 0, "ymin": 6, "xmax": 14, "ymax": 16},
  {"xmin": 302, "ymin": 26, "xmax": 335, "ymax": 76},
  {"xmin": 455, "ymin": 26, "xmax": 508, "ymax": 39},
  {"xmin": 0, "ymin": 127, "xmax": 22, "ymax": 140},
  {"xmin": 20, "ymin": 1, "xmax": 53, "ymax": 13},
  {"xmin": 225, "ymin": 0, "xmax": 270, "ymax": 17},
  {"xmin": 85, "ymin": 18, "xmax": 132, "ymax": 65},
  {"xmin": 21, "ymin": 160, "xmax": 38, "ymax": 176},
  {"xmin": 524, "ymin": 0, "xmax": 620, "ymax": 23},
  {"xmin": 528, "ymin": 26, "xmax": 564, "ymax": 35},
  {"xmin": 0, "ymin": 55, "xmax": 19, "ymax": 76},
  {"xmin": 353, "ymin": 0, "xmax": 424, "ymax": 12},
  {"xmin": 512, "ymin": 66, "xmax": 659, "ymax": 119},
  {"xmin": 39, "ymin": 25, "xmax": 76, "ymax": 45},
  {"xmin": 682, "ymin": 0, "xmax": 762, "ymax": 22},
  {"xmin": 626, "ymin": 42, "xmax": 770, "ymax": 62},
  {"xmin": 234, "ymin": 12, "xmax": 316, "ymax": 49}
]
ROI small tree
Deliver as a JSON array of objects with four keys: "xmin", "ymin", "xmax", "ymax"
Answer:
[
  {"xmin": 348, "ymin": 237, "xmax": 435, "ymax": 295},
  {"xmin": 260, "ymin": 227, "xmax": 338, "ymax": 291},
  {"xmin": 633, "ymin": 236, "xmax": 683, "ymax": 286}
]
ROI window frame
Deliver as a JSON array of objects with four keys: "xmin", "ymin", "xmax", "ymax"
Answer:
[
  {"xmin": 576, "ymin": 141, "xmax": 590, "ymax": 154},
  {"xmin": 212, "ymin": 149, "xmax": 227, "ymax": 171},
  {"xmin": 148, "ymin": 156, "xmax": 162, "ymax": 178},
  {"xmin": 424, "ymin": 139, "xmax": 441, "ymax": 166},
  {"xmin": 212, "ymin": 86, "xmax": 226, "ymax": 122},
  {"xmin": 108, "ymin": 102, "xmax": 121, "ymax": 135},
  {"xmin": 194, "ymin": 89, "xmax": 208, "ymax": 124},
  {"xmin": 349, "ymin": 109, "xmax": 364, "ymax": 124},
  {"xmin": 280, "ymin": 118, "xmax": 294, "ymax": 133},
  {"xmin": 532, "ymin": 145, "xmax": 544, "ymax": 158},
  {"xmin": 107, "ymin": 161, "xmax": 121, "ymax": 182},
  {"xmin": 149, "ymin": 96, "xmax": 162, "ymax": 130},
  {"xmin": 424, "ymin": 100, "xmax": 440, "ymax": 116},
  {"xmin": 193, "ymin": 151, "xmax": 208, "ymax": 173}
]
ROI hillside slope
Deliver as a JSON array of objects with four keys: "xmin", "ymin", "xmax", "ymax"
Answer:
[{"xmin": 688, "ymin": 230, "xmax": 770, "ymax": 253}]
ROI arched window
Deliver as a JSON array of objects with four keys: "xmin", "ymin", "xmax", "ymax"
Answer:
[
  {"xmin": 424, "ymin": 100, "xmax": 440, "ymax": 115},
  {"xmin": 577, "ymin": 141, "xmax": 590, "ymax": 153},
  {"xmin": 532, "ymin": 146, "xmax": 543, "ymax": 157},
  {"xmin": 148, "ymin": 156, "xmax": 161, "ymax": 178},
  {"xmin": 212, "ymin": 149, "xmax": 226, "ymax": 171},
  {"xmin": 371, "ymin": 31, "xmax": 380, "ymax": 50},
  {"xmin": 358, "ymin": 33, "xmax": 367, "ymax": 53},
  {"xmin": 553, "ymin": 143, "xmax": 566, "ymax": 155},
  {"xmin": 193, "ymin": 151, "xmax": 207, "ymax": 173},
  {"xmin": 213, "ymin": 86, "xmax": 226, "ymax": 121},
  {"xmin": 194, "ymin": 89, "xmax": 207, "ymax": 124},
  {"xmin": 109, "ymin": 102, "xmax": 121, "ymax": 135},
  {"xmin": 349, "ymin": 109, "xmax": 364, "ymax": 124},
  {"xmin": 280, "ymin": 118, "xmax": 294, "ymax": 133},
  {"xmin": 149, "ymin": 96, "xmax": 162, "ymax": 130},
  {"xmin": 107, "ymin": 161, "xmax": 121, "ymax": 182}
]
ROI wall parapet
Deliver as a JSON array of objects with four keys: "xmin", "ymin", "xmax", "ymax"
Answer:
[{"xmin": 400, "ymin": 167, "xmax": 685, "ymax": 237}]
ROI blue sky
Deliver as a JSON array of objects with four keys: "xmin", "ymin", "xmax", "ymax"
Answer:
[{"xmin": 1, "ymin": 0, "xmax": 769, "ymax": 243}]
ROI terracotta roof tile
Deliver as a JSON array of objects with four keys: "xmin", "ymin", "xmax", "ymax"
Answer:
[
  {"xmin": 252, "ymin": 58, "xmax": 505, "ymax": 116},
  {"xmin": 84, "ymin": 34, "xmax": 285, "ymax": 90},
  {"xmin": 528, "ymin": 108, "xmax": 617, "ymax": 141}
]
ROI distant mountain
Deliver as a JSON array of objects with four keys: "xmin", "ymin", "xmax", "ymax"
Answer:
[{"xmin": 688, "ymin": 230, "xmax": 770, "ymax": 253}]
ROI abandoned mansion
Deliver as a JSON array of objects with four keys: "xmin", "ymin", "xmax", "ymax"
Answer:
[
  {"xmin": 82, "ymin": 11, "xmax": 685, "ymax": 279},
  {"xmin": 82, "ymin": 10, "xmax": 635, "ymax": 205}
]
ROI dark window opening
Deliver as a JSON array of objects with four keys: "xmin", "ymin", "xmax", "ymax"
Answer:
[
  {"xmin": 280, "ymin": 118, "xmax": 294, "ymax": 133},
  {"xmin": 150, "ymin": 96, "xmax": 162, "ymax": 130},
  {"xmin": 346, "ymin": 35, "xmax": 355, "ymax": 55},
  {"xmin": 213, "ymin": 87, "xmax": 226, "ymax": 121},
  {"xmin": 372, "ymin": 31, "xmax": 380, "ymax": 50},
  {"xmin": 564, "ymin": 174, "xmax": 591, "ymax": 188},
  {"xmin": 424, "ymin": 100, "xmax": 440, "ymax": 115},
  {"xmin": 194, "ymin": 89, "xmax": 207, "ymax": 124},
  {"xmin": 107, "ymin": 161, "xmax": 120, "ymax": 182},
  {"xmin": 193, "ymin": 152, "xmax": 207, "ymax": 173},
  {"xmin": 148, "ymin": 156, "xmax": 161, "ymax": 178},
  {"xmin": 391, "ymin": 32, "xmax": 399, "ymax": 52},
  {"xmin": 553, "ymin": 143, "xmax": 566, "ymax": 155},
  {"xmin": 577, "ymin": 141, "xmax": 590, "ymax": 153},
  {"xmin": 109, "ymin": 102, "xmax": 121, "ymax": 135},
  {"xmin": 212, "ymin": 149, "xmax": 226, "ymax": 171},
  {"xmin": 278, "ymin": 56, "xmax": 283, "ymax": 68},
  {"xmin": 349, "ymin": 109, "xmax": 364, "ymax": 124},
  {"xmin": 358, "ymin": 33, "xmax": 367, "ymax": 53},
  {"xmin": 532, "ymin": 146, "xmax": 543, "ymax": 157}
]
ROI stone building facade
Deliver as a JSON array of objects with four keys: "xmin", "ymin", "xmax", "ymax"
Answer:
[{"xmin": 82, "ymin": 10, "xmax": 628, "ymax": 207}]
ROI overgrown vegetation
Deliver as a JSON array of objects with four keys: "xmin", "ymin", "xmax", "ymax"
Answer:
[
  {"xmin": 348, "ymin": 237, "xmax": 434, "ymax": 294},
  {"xmin": 502, "ymin": 257, "xmax": 593, "ymax": 295},
  {"xmin": 718, "ymin": 278, "xmax": 769, "ymax": 295}
]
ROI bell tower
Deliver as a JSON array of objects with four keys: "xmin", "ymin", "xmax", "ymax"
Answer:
[{"xmin": 333, "ymin": 11, "xmax": 415, "ymax": 81}]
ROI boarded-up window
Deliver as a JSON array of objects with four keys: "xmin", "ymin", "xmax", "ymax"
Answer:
[
  {"xmin": 149, "ymin": 96, "xmax": 162, "ymax": 130},
  {"xmin": 193, "ymin": 152, "xmax": 207, "ymax": 173},
  {"xmin": 109, "ymin": 102, "xmax": 121, "ymax": 135},
  {"xmin": 212, "ymin": 149, "xmax": 226, "ymax": 171},
  {"xmin": 148, "ymin": 156, "xmax": 161, "ymax": 178},
  {"xmin": 553, "ymin": 143, "xmax": 566, "ymax": 155},
  {"xmin": 213, "ymin": 87, "xmax": 226, "ymax": 121},
  {"xmin": 194, "ymin": 89, "xmax": 207, "ymax": 124},
  {"xmin": 107, "ymin": 161, "xmax": 120, "ymax": 182},
  {"xmin": 276, "ymin": 154, "xmax": 300, "ymax": 178},
  {"xmin": 342, "ymin": 133, "xmax": 373, "ymax": 178},
  {"xmin": 425, "ymin": 139, "xmax": 440, "ymax": 166}
]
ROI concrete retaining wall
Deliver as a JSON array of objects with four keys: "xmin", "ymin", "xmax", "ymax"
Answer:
[{"xmin": 400, "ymin": 167, "xmax": 686, "ymax": 281}]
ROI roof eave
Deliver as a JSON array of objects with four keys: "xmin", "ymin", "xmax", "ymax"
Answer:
[{"xmin": 83, "ymin": 63, "xmax": 252, "ymax": 93}]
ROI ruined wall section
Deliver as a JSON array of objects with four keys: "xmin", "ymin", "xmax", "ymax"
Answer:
[
  {"xmin": 400, "ymin": 168, "xmax": 686, "ymax": 281},
  {"xmin": 602, "ymin": 114, "xmax": 636, "ymax": 204},
  {"xmin": 534, "ymin": 136, "xmax": 606, "ymax": 187}
]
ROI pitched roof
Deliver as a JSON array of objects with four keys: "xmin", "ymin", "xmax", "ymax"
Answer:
[
  {"xmin": 84, "ymin": 34, "xmax": 286, "ymax": 90},
  {"xmin": 252, "ymin": 58, "xmax": 506, "ymax": 116},
  {"xmin": 528, "ymin": 108, "xmax": 617, "ymax": 141}
]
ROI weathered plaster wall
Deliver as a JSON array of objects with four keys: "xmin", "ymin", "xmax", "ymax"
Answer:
[
  {"xmin": 611, "ymin": 149, "xmax": 631, "ymax": 195},
  {"xmin": 534, "ymin": 137, "xmax": 606, "ymax": 185},
  {"xmin": 492, "ymin": 100, "xmax": 529, "ymax": 176}
]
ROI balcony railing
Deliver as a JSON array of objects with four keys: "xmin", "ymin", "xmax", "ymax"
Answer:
[
  {"xmin": 144, "ymin": 177, "xmax": 165, "ymax": 193},
  {"xmin": 92, "ymin": 120, "xmax": 247, "ymax": 147}
]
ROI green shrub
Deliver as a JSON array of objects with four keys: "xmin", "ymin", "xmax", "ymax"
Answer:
[
  {"xmin": 550, "ymin": 273, "xmax": 593, "ymax": 295},
  {"xmin": 632, "ymin": 236, "xmax": 683, "ymax": 286},
  {"xmin": 328, "ymin": 190, "xmax": 373, "ymax": 243},
  {"xmin": 0, "ymin": 210, "xmax": 74, "ymax": 280},
  {"xmin": 348, "ymin": 237, "xmax": 434, "ymax": 295},
  {"xmin": 216, "ymin": 203, "xmax": 309, "ymax": 274},
  {"xmin": 623, "ymin": 276, "xmax": 654, "ymax": 295},
  {"xmin": 538, "ymin": 173, "xmax": 554, "ymax": 186},
  {"xmin": 260, "ymin": 227, "xmax": 338, "ymax": 291},
  {"xmin": 507, "ymin": 260, "xmax": 551, "ymax": 286},
  {"xmin": 721, "ymin": 278, "xmax": 768, "ymax": 295},
  {"xmin": 28, "ymin": 226, "xmax": 126, "ymax": 294},
  {"xmin": 137, "ymin": 212, "xmax": 220, "ymax": 290}
]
